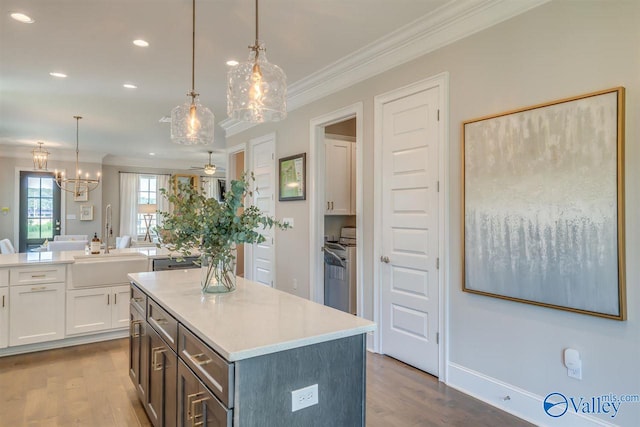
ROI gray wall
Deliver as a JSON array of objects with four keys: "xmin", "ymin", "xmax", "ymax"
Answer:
[
  {"xmin": 0, "ymin": 156, "xmax": 103, "ymax": 244},
  {"xmin": 227, "ymin": 1, "xmax": 640, "ymax": 425}
]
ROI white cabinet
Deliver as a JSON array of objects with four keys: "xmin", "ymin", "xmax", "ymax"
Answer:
[
  {"xmin": 0, "ymin": 269, "xmax": 7, "ymax": 349},
  {"xmin": 66, "ymin": 284, "xmax": 130, "ymax": 335},
  {"xmin": 9, "ymin": 282, "xmax": 65, "ymax": 346},
  {"xmin": 0, "ymin": 287, "xmax": 8, "ymax": 349},
  {"xmin": 325, "ymin": 138, "xmax": 355, "ymax": 215}
]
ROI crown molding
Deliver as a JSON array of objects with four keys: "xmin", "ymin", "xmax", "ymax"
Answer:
[{"xmin": 220, "ymin": 0, "xmax": 549, "ymax": 137}]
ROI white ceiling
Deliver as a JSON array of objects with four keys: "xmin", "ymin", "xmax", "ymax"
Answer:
[{"xmin": 0, "ymin": 0, "xmax": 544, "ymax": 170}]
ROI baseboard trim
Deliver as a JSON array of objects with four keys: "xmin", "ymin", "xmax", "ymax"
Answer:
[
  {"xmin": 0, "ymin": 329, "xmax": 128, "ymax": 358},
  {"xmin": 447, "ymin": 362, "xmax": 617, "ymax": 427}
]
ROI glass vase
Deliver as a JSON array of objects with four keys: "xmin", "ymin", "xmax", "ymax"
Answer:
[{"xmin": 200, "ymin": 252, "xmax": 236, "ymax": 293}]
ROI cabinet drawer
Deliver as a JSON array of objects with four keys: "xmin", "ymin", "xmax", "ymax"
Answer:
[
  {"xmin": 130, "ymin": 284, "xmax": 147, "ymax": 315},
  {"xmin": 0, "ymin": 269, "xmax": 8, "ymax": 286},
  {"xmin": 178, "ymin": 325, "xmax": 234, "ymax": 408},
  {"xmin": 148, "ymin": 298, "xmax": 178, "ymax": 351},
  {"xmin": 152, "ymin": 256, "xmax": 199, "ymax": 271},
  {"xmin": 10, "ymin": 265, "xmax": 66, "ymax": 285}
]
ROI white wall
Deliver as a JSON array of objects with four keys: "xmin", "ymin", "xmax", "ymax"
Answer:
[{"xmin": 227, "ymin": 1, "xmax": 640, "ymax": 425}]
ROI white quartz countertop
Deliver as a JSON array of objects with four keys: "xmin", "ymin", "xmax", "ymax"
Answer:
[
  {"xmin": 0, "ymin": 246, "xmax": 189, "ymax": 267},
  {"xmin": 128, "ymin": 269, "xmax": 376, "ymax": 362}
]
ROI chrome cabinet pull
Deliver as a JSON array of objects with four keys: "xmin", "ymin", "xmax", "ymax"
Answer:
[
  {"xmin": 331, "ymin": 201, "xmax": 334, "ymax": 210},
  {"xmin": 2, "ymin": 295, "xmax": 4, "ymax": 308},
  {"xmin": 327, "ymin": 201, "xmax": 330, "ymax": 210},
  {"xmin": 151, "ymin": 346, "xmax": 166, "ymax": 371},
  {"xmin": 30, "ymin": 286, "xmax": 47, "ymax": 292},
  {"xmin": 154, "ymin": 317, "xmax": 169, "ymax": 325},
  {"xmin": 130, "ymin": 296, "xmax": 143, "ymax": 303},
  {"xmin": 31, "ymin": 274, "xmax": 46, "ymax": 278},
  {"xmin": 107, "ymin": 294, "xmax": 110, "ymax": 305}
]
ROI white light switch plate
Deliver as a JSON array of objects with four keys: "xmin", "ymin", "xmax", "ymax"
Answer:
[{"xmin": 291, "ymin": 384, "xmax": 318, "ymax": 412}]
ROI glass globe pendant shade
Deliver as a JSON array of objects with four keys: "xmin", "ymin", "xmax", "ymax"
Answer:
[
  {"xmin": 227, "ymin": 43, "xmax": 287, "ymax": 123},
  {"xmin": 171, "ymin": 94, "xmax": 214, "ymax": 145}
]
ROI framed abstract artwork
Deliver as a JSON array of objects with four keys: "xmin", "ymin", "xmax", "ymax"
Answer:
[
  {"xmin": 462, "ymin": 87, "xmax": 626, "ymax": 320},
  {"xmin": 279, "ymin": 153, "xmax": 306, "ymax": 201}
]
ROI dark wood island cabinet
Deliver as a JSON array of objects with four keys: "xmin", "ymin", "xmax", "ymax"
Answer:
[{"xmin": 128, "ymin": 270, "xmax": 375, "ymax": 427}]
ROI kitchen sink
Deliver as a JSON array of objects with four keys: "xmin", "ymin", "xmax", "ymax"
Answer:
[{"xmin": 70, "ymin": 252, "xmax": 149, "ymax": 288}]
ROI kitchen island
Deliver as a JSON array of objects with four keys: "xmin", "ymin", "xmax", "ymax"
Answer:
[{"xmin": 128, "ymin": 269, "xmax": 375, "ymax": 427}]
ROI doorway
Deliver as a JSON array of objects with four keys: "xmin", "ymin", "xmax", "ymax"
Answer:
[
  {"xmin": 373, "ymin": 74, "xmax": 448, "ymax": 378},
  {"xmin": 19, "ymin": 171, "xmax": 61, "ymax": 252},
  {"xmin": 309, "ymin": 103, "xmax": 364, "ymax": 319},
  {"xmin": 228, "ymin": 144, "xmax": 246, "ymax": 278}
]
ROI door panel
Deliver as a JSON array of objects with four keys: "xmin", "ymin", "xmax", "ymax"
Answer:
[
  {"xmin": 112, "ymin": 285, "xmax": 131, "ymax": 329},
  {"xmin": 250, "ymin": 135, "xmax": 275, "ymax": 287},
  {"xmin": 19, "ymin": 171, "xmax": 61, "ymax": 252},
  {"xmin": 380, "ymin": 85, "xmax": 440, "ymax": 376},
  {"xmin": 146, "ymin": 325, "xmax": 177, "ymax": 427}
]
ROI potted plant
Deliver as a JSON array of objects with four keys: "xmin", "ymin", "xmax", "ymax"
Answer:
[{"xmin": 156, "ymin": 173, "xmax": 287, "ymax": 293}]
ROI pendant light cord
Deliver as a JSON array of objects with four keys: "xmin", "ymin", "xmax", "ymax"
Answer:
[
  {"xmin": 191, "ymin": 0, "xmax": 196, "ymax": 95},
  {"xmin": 74, "ymin": 115, "xmax": 81, "ymax": 178},
  {"xmin": 255, "ymin": 0, "xmax": 259, "ymax": 44}
]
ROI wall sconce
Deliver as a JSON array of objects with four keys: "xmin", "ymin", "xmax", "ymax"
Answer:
[{"xmin": 1, "ymin": 207, "xmax": 9, "ymax": 216}]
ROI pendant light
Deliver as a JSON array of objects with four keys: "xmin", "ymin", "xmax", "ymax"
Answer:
[
  {"xmin": 227, "ymin": 0, "xmax": 287, "ymax": 123},
  {"xmin": 55, "ymin": 116, "xmax": 101, "ymax": 195},
  {"xmin": 171, "ymin": 0, "xmax": 214, "ymax": 145},
  {"xmin": 32, "ymin": 142, "xmax": 49, "ymax": 170}
]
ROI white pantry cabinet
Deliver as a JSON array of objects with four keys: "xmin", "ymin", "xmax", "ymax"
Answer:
[
  {"xmin": 66, "ymin": 284, "xmax": 130, "ymax": 335},
  {"xmin": 9, "ymin": 281, "xmax": 65, "ymax": 346},
  {"xmin": 325, "ymin": 138, "xmax": 355, "ymax": 215}
]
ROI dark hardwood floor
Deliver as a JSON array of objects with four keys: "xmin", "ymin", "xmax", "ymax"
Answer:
[{"xmin": 0, "ymin": 339, "xmax": 532, "ymax": 426}]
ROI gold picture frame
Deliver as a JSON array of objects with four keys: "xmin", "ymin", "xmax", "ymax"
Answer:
[
  {"xmin": 172, "ymin": 174, "xmax": 199, "ymax": 194},
  {"xmin": 462, "ymin": 87, "xmax": 626, "ymax": 320}
]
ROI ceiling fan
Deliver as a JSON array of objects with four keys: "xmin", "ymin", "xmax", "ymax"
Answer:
[{"xmin": 190, "ymin": 151, "xmax": 218, "ymax": 175}]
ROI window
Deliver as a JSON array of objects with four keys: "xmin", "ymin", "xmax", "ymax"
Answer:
[{"xmin": 137, "ymin": 175, "xmax": 157, "ymax": 237}]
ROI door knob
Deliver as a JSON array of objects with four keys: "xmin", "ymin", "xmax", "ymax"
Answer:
[{"xmin": 380, "ymin": 256, "xmax": 390, "ymax": 263}]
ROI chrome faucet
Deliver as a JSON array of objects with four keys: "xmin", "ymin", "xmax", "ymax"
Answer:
[{"xmin": 104, "ymin": 204, "xmax": 112, "ymax": 254}]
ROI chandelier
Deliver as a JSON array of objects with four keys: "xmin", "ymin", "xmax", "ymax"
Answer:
[
  {"xmin": 170, "ymin": 0, "xmax": 214, "ymax": 145},
  {"xmin": 55, "ymin": 116, "xmax": 101, "ymax": 196},
  {"xmin": 32, "ymin": 142, "xmax": 49, "ymax": 170},
  {"xmin": 227, "ymin": 0, "xmax": 287, "ymax": 123},
  {"xmin": 204, "ymin": 151, "xmax": 216, "ymax": 175}
]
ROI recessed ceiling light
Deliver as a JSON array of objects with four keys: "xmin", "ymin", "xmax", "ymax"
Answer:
[
  {"xmin": 123, "ymin": 83, "xmax": 137, "ymax": 89},
  {"xmin": 149, "ymin": 153, "xmax": 155, "ymax": 156},
  {"xmin": 49, "ymin": 72, "xmax": 67, "ymax": 78},
  {"xmin": 133, "ymin": 39, "xmax": 149, "ymax": 47},
  {"xmin": 10, "ymin": 13, "xmax": 34, "ymax": 23},
  {"xmin": 226, "ymin": 60, "xmax": 239, "ymax": 66}
]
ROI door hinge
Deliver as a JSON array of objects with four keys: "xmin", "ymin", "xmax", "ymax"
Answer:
[
  {"xmin": 436, "ymin": 332, "xmax": 439, "ymax": 344},
  {"xmin": 437, "ymin": 109, "xmax": 440, "ymax": 121},
  {"xmin": 436, "ymin": 257, "xmax": 440, "ymax": 270}
]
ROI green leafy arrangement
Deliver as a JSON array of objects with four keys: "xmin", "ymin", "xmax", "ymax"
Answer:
[{"xmin": 156, "ymin": 173, "xmax": 287, "ymax": 291}]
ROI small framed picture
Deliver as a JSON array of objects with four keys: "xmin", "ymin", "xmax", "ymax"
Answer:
[
  {"xmin": 74, "ymin": 184, "xmax": 88, "ymax": 202},
  {"xmin": 80, "ymin": 205, "xmax": 93, "ymax": 221},
  {"xmin": 279, "ymin": 153, "xmax": 306, "ymax": 201}
]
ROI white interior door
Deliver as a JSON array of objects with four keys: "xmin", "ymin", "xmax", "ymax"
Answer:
[
  {"xmin": 380, "ymin": 85, "xmax": 440, "ymax": 375},
  {"xmin": 250, "ymin": 134, "xmax": 276, "ymax": 287}
]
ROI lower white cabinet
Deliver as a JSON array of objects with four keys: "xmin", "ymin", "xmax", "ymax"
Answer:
[
  {"xmin": 0, "ymin": 287, "xmax": 8, "ymax": 349},
  {"xmin": 66, "ymin": 285, "xmax": 131, "ymax": 335},
  {"xmin": 9, "ymin": 282, "xmax": 65, "ymax": 346}
]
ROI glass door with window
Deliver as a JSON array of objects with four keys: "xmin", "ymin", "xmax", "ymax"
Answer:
[{"xmin": 19, "ymin": 171, "xmax": 61, "ymax": 252}]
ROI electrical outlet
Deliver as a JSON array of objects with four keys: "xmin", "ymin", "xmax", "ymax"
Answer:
[
  {"xmin": 291, "ymin": 384, "xmax": 318, "ymax": 412},
  {"xmin": 292, "ymin": 278, "xmax": 298, "ymax": 290},
  {"xmin": 568, "ymin": 365, "xmax": 582, "ymax": 380}
]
